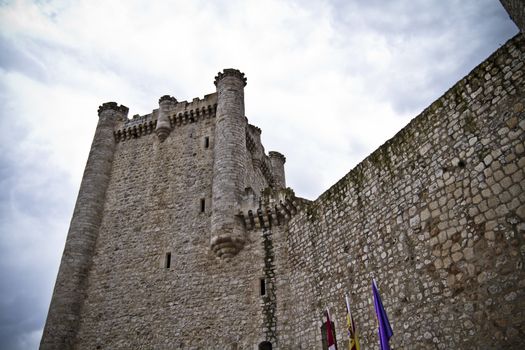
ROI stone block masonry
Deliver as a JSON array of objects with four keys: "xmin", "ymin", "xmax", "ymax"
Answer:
[{"xmin": 42, "ymin": 28, "xmax": 524, "ymax": 350}]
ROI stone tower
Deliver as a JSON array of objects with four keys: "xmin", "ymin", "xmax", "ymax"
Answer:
[{"xmin": 41, "ymin": 69, "xmax": 298, "ymax": 349}]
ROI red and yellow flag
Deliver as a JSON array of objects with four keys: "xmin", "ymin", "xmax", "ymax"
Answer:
[{"xmin": 345, "ymin": 294, "xmax": 361, "ymax": 350}]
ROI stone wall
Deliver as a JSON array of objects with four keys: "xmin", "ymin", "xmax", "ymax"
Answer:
[{"xmin": 278, "ymin": 33, "xmax": 525, "ymax": 349}]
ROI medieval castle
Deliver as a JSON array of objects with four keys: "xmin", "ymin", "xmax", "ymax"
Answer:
[{"xmin": 42, "ymin": 2, "xmax": 524, "ymax": 349}]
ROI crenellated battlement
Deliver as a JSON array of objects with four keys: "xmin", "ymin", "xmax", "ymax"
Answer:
[
  {"xmin": 158, "ymin": 95, "xmax": 178, "ymax": 104},
  {"xmin": 113, "ymin": 93, "xmax": 218, "ymax": 142},
  {"xmin": 246, "ymin": 124, "xmax": 260, "ymax": 154},
  {"xmin": 177, "ymin": 92, "xmax": 217, "ymax": 111},
  {"xmin": 98, "ymin": 102, "xmax": 129, "ymax": 116},
  {"xmin": 268, "ymin": 151, "xmax": 285, "ymax": 164},
  {"xmin": 238, "ymin": 187, "xmax": 307, "ymax": 230},
  {"xmin": 246, "ymin": 125, "xmax": 277, "ymax": 187},
  {"xmin": 259, "ymin": 158, "xmax": 275, "ymax": 187},
  {"xmin": 169, "ymin": 105, "xmax": 215, "ymax": 125},
  {"xmin": 214, "ymin": 68, "xmax": 247, "ymax": 87}
]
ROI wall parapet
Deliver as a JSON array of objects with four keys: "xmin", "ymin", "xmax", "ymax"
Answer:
[
  {"xmin": 214, "ymin": 68, "xmax": 247, "ymax": 87},
  {"xmin": 113, "ymin": 93, "xmax": 217, "ymax": 142},
  {"xmin": 246, "ymin": 125, "xmax": 280, "ymax": 188},
  {"xmin": 318, "ymin": 33, "xmax": 524, "ymax": 204},
  {"xmin": 238, "ymin": 188, "xmax": 308, "ymax": 231}
]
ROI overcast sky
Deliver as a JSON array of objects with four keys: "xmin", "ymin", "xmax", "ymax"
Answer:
[{"xmin": 0, "ymin": 0, "xmax": 518, "ymax": 348}]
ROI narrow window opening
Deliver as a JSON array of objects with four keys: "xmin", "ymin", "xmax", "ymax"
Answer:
[
  {"xmin": 165, "ymin": 252, "xmax": 171, "ymax": 269},
  {"xmin": 204, "ymin": 136, "xmax": 210, "ymax": 148},
  {"xmin": 200, "ymin": 198, "xmax": 206, "ymax": 213},
  {"xmin": 260, "ymin": 278, "xmax": 266, "ymax": 296}
]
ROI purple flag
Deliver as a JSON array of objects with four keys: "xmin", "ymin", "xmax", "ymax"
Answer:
[{"xmin": 372, "ymin": 279, "xmax": 393, "ymax": 350}]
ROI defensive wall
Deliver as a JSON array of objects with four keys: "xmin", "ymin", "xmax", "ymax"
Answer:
[{"xmin": 277, "ymin": 33, "xmax": 525, "ymax": 349}]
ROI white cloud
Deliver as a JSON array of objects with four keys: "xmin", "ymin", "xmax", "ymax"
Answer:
[{"xmin": 0, "ymin": 0, "xmax": 518, "ymax": 348}]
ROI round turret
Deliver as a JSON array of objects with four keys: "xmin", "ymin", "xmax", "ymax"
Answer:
[
  {"xmin": 98, "ymin": 102, "xmax": 129, "ymax": 121},
  {"xmin": 156, "ymin": 95, "xmax": 177, "ymax": 142},
  {"xmin": 214, "ymin": 68, "xmax": 247, "ymax": 87},
  {"xmin": 269, "ymin": 151, "xmax": 286, "ymax": 189},
  {"xmin": 210, "ymin": 68, "xmax": 248, "ymax": 259}
]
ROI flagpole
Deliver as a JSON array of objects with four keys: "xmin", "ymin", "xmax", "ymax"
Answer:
[
  {"xmin": 345, "ymin": 294, "xmax": 351, "ymax": 350},
  {"xmin": 372, "ymin": 279, "xmax": 393, "ymax": 350},
  {"xmin": 345, "ymin": 293, "xmax": 360, "ymax": 350}
]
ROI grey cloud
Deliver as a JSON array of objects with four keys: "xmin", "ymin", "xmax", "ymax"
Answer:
[
  {"xmin": 331, "ymin": 0, "xmax": 488, "ymax": 37},
  {"xmin": 0, "ymin": 262, "xmax": 51, "ymax": 350},
  {"xmin": 0, "ymin": 108, "xmax": 71, "ymax": 350},
  {"xmin": 327, "ymin": 0, "xmax": 517, "ymax": 114},
  {"xmin": 0, "ymin": 36, "xmax": 49, "ymax": 82}
]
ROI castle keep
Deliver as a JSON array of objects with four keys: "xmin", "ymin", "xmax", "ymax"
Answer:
[{"xmin": 42, "ymin": 11, "xmax": 524, "ymax": 350}]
